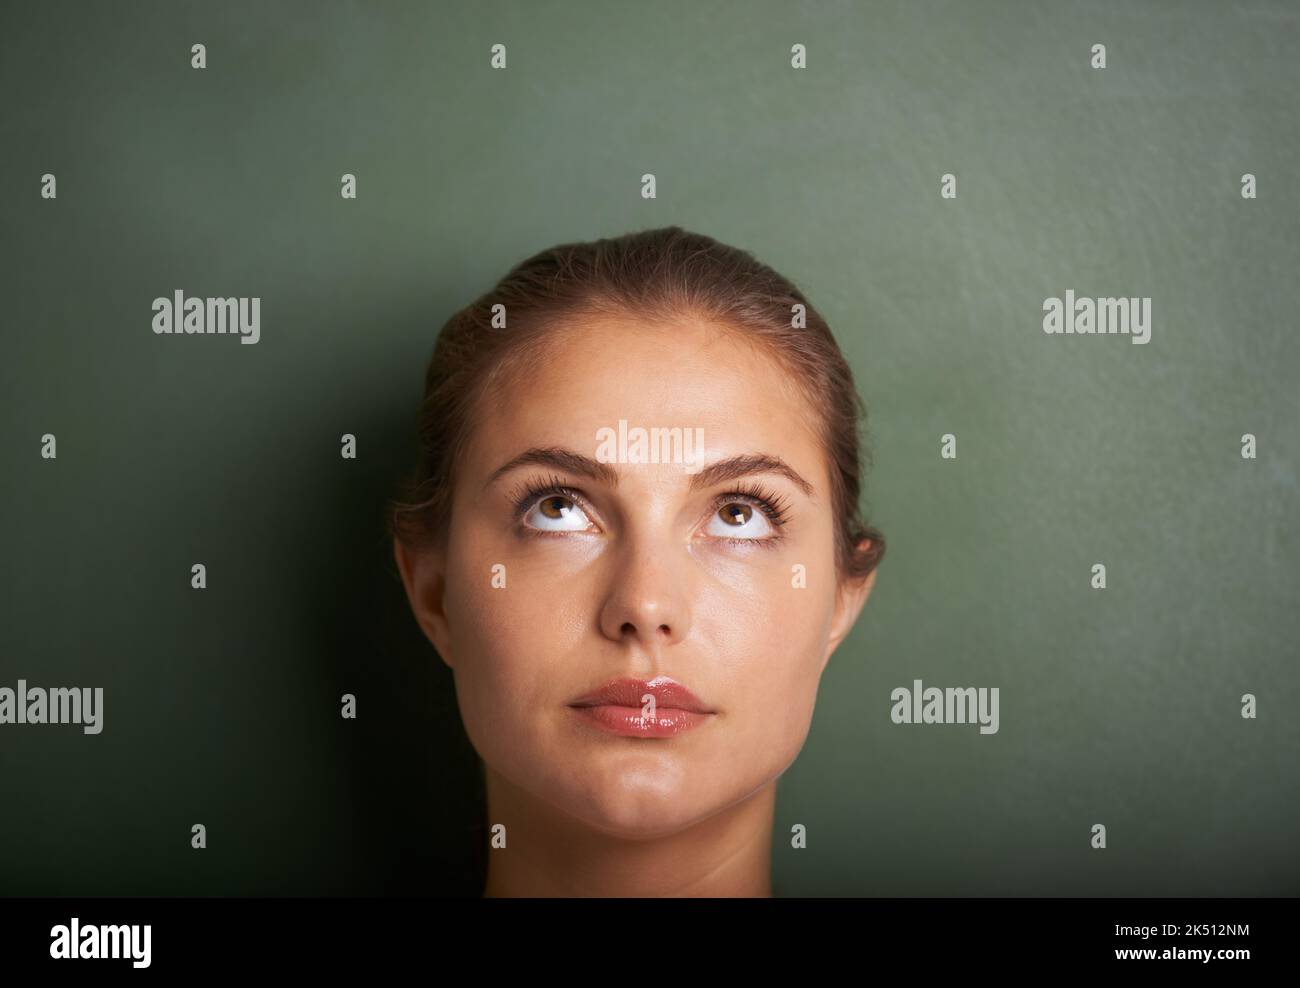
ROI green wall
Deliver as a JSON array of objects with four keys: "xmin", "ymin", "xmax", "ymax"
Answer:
[{"xmin": 2, "ymin": 0, "xmax": 1296, "ymax": 895}]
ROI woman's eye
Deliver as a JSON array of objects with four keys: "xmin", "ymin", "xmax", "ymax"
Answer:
[
  {"xmin": 704, "ymin": 500, "xmax": 774, "ymax": 540},
  {"xmin": 523, "ymin": 494, "xmax": 593, "ymax": 532}
]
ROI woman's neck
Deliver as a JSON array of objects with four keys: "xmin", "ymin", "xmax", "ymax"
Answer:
[{"xmin": 481, "ymin": 768, "xmax": 775, "ymax": 897}]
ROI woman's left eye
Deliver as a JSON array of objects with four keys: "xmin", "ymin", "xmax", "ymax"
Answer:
[
  {"xmin": 522, "ymin": 494, "xmax": 594, "ymax": 532},
  {"xmin": 703, "ymin": 499, "xmax": 775, "ymax": 540}
]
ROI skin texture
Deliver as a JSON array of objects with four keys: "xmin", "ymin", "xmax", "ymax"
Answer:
[{"xmin": 394, "ymin": 309, "xmax": 877, "ymax": 897}]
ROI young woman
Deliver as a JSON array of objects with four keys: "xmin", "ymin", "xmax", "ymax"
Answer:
[{"xmin": 389, "ymin": 226, "xmax": 885, "ymax": 896}]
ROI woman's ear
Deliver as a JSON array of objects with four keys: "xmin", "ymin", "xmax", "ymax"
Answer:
[
  {"xmin": 393, "ymin": 537, "xmax": 455, "ymax": 668},
  {"xmin": 821, "ymin": 556, "xmax": 879, "ymax": 671}
]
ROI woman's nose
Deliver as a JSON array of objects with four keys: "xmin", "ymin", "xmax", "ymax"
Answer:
[{"xmin": 596, "ymin": 533, "xmax": 693, "ymax": 648}]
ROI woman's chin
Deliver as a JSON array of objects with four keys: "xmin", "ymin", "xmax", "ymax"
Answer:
[{"xmin": 548, "ymin": 784, "xmax": 714, "ymax": 840}]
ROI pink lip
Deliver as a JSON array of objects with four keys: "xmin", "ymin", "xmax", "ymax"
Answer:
[{"xmin": 568, "ymin": 677, "xmax": 715, "ymax": 738}]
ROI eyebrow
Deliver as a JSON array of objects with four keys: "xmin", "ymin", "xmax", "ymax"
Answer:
[{"xmin": 483, "ymin": 446, "xmax": 815, "ymax": 498}]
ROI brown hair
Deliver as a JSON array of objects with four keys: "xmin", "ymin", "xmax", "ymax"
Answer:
[{"xmin": 387, "ymin": 225, "xmax": 885, "ymax": 583}]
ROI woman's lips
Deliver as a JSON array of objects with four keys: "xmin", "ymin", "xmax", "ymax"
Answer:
[
  {"xmin": 568, "ymin": 676, "xmax": 714, "ymax": 738},
  {"xmin": 569, "ymin": 704, "xmax": 710, "ymax": 738}
]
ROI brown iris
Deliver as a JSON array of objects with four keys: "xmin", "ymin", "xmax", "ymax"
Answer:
[
  {"xmin": 719, "ymin": 502, "xmax": 752, "ymax": 526},
  {"xmin": 539, "ymin": 496, "xmax": 572, "ymax": 519}
]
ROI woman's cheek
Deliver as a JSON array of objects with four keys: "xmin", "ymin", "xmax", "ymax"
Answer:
[
  {"xmin": 688, "ymin": 537, "xmax": 798, "ymax": 595},
  {"xmin": 447, "ymin": 521, "xmax": 575, "ymax": 648},
  {"xmin": 442, "ymin": 573, "xmax": 530, "ymax": 735},
  {"xmin": 735, "ymin": 597, "xmax": 833, "ymax": 762}
]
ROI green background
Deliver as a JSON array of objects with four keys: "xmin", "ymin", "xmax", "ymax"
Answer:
[{"xmin": 2, "ymin": 0, "xmax": 1296, "ymax": 896}]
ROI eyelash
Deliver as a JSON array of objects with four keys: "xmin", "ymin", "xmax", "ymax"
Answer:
[{"xmin": 506, "ymin": 473, "xmax": 791, "ymax": 546}]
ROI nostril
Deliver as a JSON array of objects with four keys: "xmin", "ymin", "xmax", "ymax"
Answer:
[{"xmin": 619, "ymin": 621, "xmax": 672, "ymax": 638}]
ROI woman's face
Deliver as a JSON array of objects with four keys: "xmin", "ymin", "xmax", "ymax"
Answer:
[{"xmin": 396, "ymin": 310, "xmax": 875, "ymax": 839}]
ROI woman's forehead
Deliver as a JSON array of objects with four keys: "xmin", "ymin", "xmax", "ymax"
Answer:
[{"xmin": 465, "ymin": 314, "xmax": 827, "ymax": 490}]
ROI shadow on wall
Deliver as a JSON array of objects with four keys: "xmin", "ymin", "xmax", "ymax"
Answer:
[{"xmin": 303, "ymin": 354, "xmax": 487, "ymax": 896}]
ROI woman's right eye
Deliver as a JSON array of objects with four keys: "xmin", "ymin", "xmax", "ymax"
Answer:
[{"xmin": 522, "ymin": 494, "xmax": 594, "ymax": 533}]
